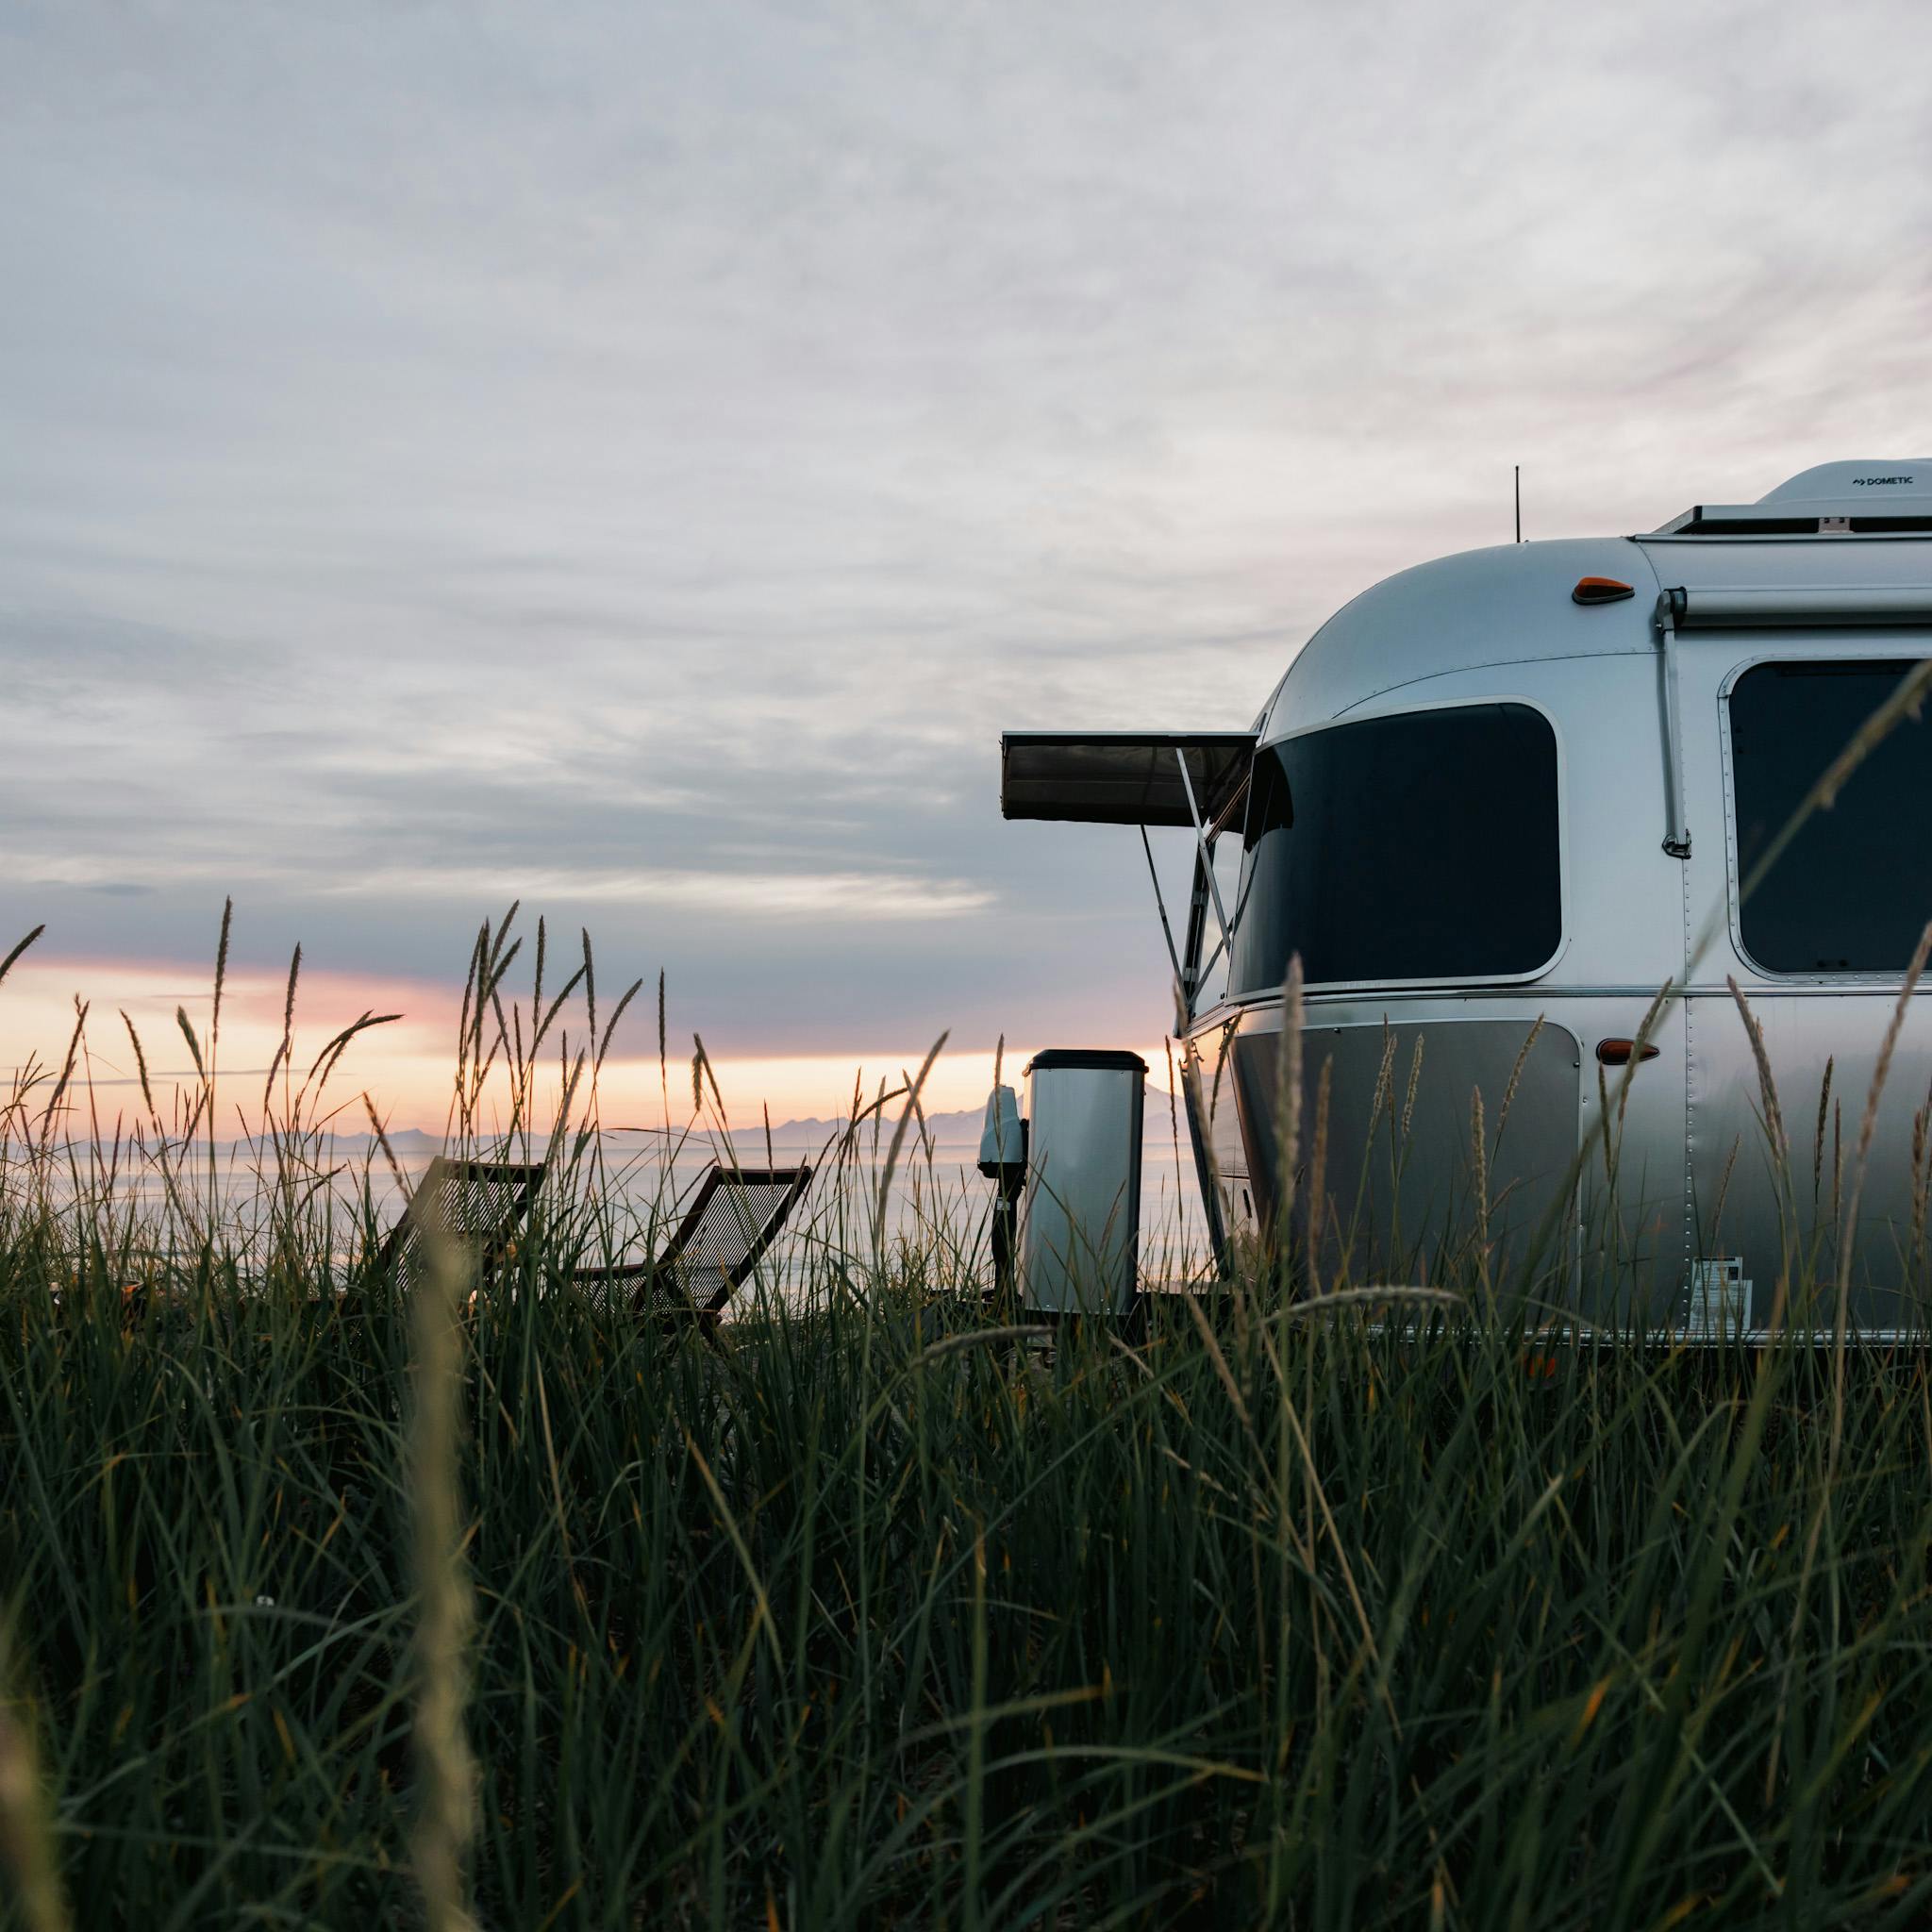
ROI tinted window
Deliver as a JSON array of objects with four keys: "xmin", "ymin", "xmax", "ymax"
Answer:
[
  {"xmin": 1729, "ymin": 659, "xmax": 1932, "ymax": 973},
  {"xmin": 1228, "ymin": 703, "xmax": 1561, "ymax": 991}
]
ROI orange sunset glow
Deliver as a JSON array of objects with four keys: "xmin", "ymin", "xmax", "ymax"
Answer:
[{"xmin": 0, "ymin": 949, "xmax": 1179, "ymax": 1140}]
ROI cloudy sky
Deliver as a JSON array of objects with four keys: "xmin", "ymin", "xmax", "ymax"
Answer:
[{"xmin": 3, "ymin": 0, "xmax": 1928, "ymax": 1128}]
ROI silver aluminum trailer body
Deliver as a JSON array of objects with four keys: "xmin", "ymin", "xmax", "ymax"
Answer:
[{"xmin": 1001, "ymin": 462, "xmax": 1932, "ymax": 1332}]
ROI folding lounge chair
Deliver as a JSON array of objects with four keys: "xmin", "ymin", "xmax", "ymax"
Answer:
[
  {"xmin": 375, "ymin": 1155, "xmax": 548, "ymax": 1281},
  {"xmin": 574, "ymin": 1163, "xmax": 811, "ymax": 1330}
]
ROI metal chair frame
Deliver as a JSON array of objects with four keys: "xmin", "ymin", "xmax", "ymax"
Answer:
[
  {"xmin": 574, "ymin": 1163, "xmax": 812, "ymax": 1329},
  {"xmin": 375, "ymin": 1155, "xmax": 548, "ymax": 1278}
]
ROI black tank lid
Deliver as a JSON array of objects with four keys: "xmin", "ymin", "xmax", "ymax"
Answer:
[{"xmin": 1025, "ymin": 1048, "xmax": 1148, "ymax": 1074}]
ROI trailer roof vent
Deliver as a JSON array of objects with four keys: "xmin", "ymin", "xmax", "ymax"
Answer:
[{"xmin": 1654, "ymin": 459, "xmax": 1932, "ymax": 538}]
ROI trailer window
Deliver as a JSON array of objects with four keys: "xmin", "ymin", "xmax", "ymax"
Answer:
[
  {"xmin": 1229, "ymin": 703, "xmax": 1561, "ymax": 991},
  {"xmin": 1728, "ymin": 658, "xmax": 1932, "ymax": 974}
]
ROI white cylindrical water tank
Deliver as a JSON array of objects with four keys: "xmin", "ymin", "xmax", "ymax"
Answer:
[{"xmin": 1019, "ymin": 1049, "xmax": 1145, "ymax": 1316}]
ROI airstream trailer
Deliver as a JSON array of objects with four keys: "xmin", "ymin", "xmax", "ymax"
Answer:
[{"xmin": 1001, "ymin": 460, "xmax": 1932, "ymax": 1334}]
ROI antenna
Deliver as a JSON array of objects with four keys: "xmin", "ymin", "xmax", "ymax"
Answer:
[{"xmin": 1514, "ymin": 464, "xmax": 1522, "ymax": 543}]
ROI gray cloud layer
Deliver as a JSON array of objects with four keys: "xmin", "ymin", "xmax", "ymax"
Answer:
[{"xmin": 3, "ymin": 0, "xmax": 1928, "ymax": 1052}]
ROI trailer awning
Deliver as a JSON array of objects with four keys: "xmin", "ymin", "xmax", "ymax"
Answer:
[
  {"xmin": 1660, "ymin": 585, "xmax": 1932, "ymax": 628},
  {"xmin": 1000, "ymin": 731, "xmax": 1257, "ymax": 827}
]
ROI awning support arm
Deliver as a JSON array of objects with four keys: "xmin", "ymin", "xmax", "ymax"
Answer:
[
  {"xmin": 1181, "ymin": 851, "xmax": 1210, "ymax": 1019},
  {"xmin": 1138, "ymin": 825, "xmax": 1189, "ymax": 1024},
  {"xmin": 1182, "ymin": 765, "xmax": 1259, "ymax": 1012},
  {"xmin": 1655, "ymin": 590, "xmax": 1692, "ymax": 859},
  {"xmin": 1195, "ymin": 926, "xmax": 1229, "ymax": 997},
  {"xmin": 1175, "ymin": 748, "xmax": 1238, "ymax": 957}
]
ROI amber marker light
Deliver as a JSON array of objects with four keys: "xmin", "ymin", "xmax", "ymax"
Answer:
[
  {"xmin": 1573, "ymin": 576, "xmax": 1636, "ymax": 605},
  {"xmin": 1595, "ymin": 1039, "xmax": 1660, "ymax": 1066}
]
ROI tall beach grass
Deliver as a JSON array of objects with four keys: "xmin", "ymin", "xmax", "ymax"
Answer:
[{"xmin": 1, "ymin": 910, "xmax": 1930, "ymax": 1928}]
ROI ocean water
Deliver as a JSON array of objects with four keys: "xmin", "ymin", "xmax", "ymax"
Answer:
[{"xmin": 21, "ymin": 1128, "xmax": 1214, "ymax": 1297}]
